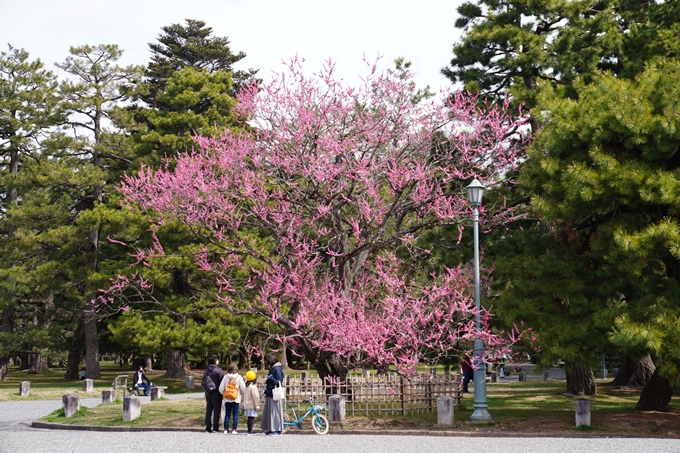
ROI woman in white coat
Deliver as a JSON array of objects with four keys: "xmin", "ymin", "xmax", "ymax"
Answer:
[{"xmin": 219, "ymin": 363, "xmax": 246, "ymax": 434}]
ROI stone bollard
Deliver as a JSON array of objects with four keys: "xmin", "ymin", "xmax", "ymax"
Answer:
[
  {"xmin": 612, "ymin": 367, "xmax": 619, "ymax": 377},
  {"xmin": 102, "ymin": 389, "xmax": 115, "ymax": 404},
  {"xmin": 62, "ymin": 393, "xmax": 80, "ymax": 417},
  {"xmin": 82, "ymin": 378, "xmax": 94, "ymax": 393},
  {"xmin": 19, "ymin": 381, "xmax": 30, "ymax": 397},
  {"xmin": 185, "ymin": 375, "xmax": 194, "ymax": 389},
  {"xmin": 518, "ymin": 371, "xmax": 527, "ymax": 382},
  {"xmin": 328, "ymin": 395, "xmax": 346, "ymax": 424},
  {"xmin": 150, "ymin": 386, "xmax": 164, "ymax": 401},
  {"xmin": 389, "ymin": 370, "xmax": 397, "ymax": 381},
  {"xmin": 437, "ymin": 396, "xmax": 454, "ymax": 425},
  {"xmin": 362, "ymin": 369, "xmax": 370, "ymax": 378},
  {"xmin": 543, "ymin": 371, "xmax": 551, "ymax": 382},
  {"xmin": 575, "ymin": 398, "xmax": 591, "ymax": 427},
  {"xmin": 300, "ymin": 371, "xmax": 308, "ymax": 385},
  {"xmin": 490, "ymin": 372, "xmax": 499, "ymax": 383},
  {"xmin": 123, "ymin": 396, "xmax": 141, "ymax": 421}
]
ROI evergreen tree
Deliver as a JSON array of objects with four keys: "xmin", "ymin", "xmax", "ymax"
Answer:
[
  {"xmin": 55, "ymin": 44, "xmax": 144, "ymax": 379},
  {"xmin": 514, "ymin": 59, "xmax": 680, "ymax": 406},
  {"xmin": 0, "ymin": 45, "xmax": 65, "ymax": 379}
]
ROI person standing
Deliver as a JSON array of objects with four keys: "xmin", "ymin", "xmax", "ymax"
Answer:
[
  {"xmin": 461, "ymin": 355, "xmax": 473, "ymax": 393},
  {"xmin": 260, "ymin": 353, "xmax": 284, "ymax": 436},
  {"xmin": 219, "ymin": 363, "xmax": 246, "ymax": 434},
  {"xmin": 133, "ymin": 366, "xmax": 152, "ymax": 396},
  {"xmin": 203, "ymin": 355, "xmax": 224, "ymax": 433},
  {"xmin": 243, "ymin": 370, "xmax": 260, "ymax": 435}
]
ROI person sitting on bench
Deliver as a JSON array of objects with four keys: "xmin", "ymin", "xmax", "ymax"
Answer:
[{"xmin": 133, "ymin": 366, "xmax": 152, "ymax": 396}]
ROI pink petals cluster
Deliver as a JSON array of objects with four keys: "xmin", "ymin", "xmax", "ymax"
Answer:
[{"xmin": 114, "ymin": 57, "xmax": 529, "ymax": 373}]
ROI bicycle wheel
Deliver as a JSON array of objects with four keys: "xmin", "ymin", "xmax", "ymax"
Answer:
[
  {"xmin": 312, "ymin": 413, "xmax": 329, "ymax": 435},
  {"xmin": 282, "ymin": 412, "xmax": 291, "ymax": 434}
]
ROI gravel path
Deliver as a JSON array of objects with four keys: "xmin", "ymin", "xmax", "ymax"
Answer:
[{"xmin": 2, "ymin": 431, "xmax": 680, "ymax": 453}]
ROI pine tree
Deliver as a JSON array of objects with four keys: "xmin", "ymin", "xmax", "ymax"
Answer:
[{"xmin": 0, "ymin": 45, "xmax": 65, "ymax": 378}]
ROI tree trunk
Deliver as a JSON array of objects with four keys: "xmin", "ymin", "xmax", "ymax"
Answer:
[
  {"xmin": 0, "ymin": 305, "xmax": 15, "ymax": 381},
  {"xmin": 636, "ymin": 369, "xmax": 673, "ymax": 411},
  {"xmin": 611, "ymin": 353, "xmax": 655, "ymax": 387},
  {"xmin": 83, "ymin": 300, "xmax": 101, "ymax": 379},
  {"xmin": 65, "ymin": 322, "xmax": 85, "ymax": 379},
  {"xmin": 164, "ymin": 349, "xmax": 189, "ymax": 378},
  {"xmin": 28, "ymin": 353, "xmax": 50, "ymax": 372},
  {"xmin": 144, "ymin": 356, "xmax": 154, "ymax": 372},
  {"xmin": 566, "ymin": 362, "xmax": 597, "ymax": 395}
]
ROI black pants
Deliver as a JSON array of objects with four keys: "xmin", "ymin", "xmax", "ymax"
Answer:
[
  {"xmin": 463, "ymin": 370, "xmax": 473, "ymax": 393},
  {"xmin": 205, "ymin": 393, "xmax": 222, "ymax": 432}
]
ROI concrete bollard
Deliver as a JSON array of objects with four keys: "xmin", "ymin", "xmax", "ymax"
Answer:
[
  {"xmin": 575, "ymin": 398, "xmax": 591, "ymax": 427},
  {"xmin": 362, "ymin": 369, "xmax": 370, "ymax": 378},
  {"xmin": 437, "ymin": 396, "xmax": 454, "ymax": 425},
  {"xmin": 150, "ymin": 386, "xmax": 164, "ymax": 401},
  {"xmin": 82, "ymin": 378, "xmax": 94, "ymax": 393},
  {"xmin": 543, "ymin": 371, "xmax": 551, "ymax": 382},
  {"xmin": 123, "ymin": 396, "xmax": 141, "ymax": 421},
  {"xmin": 490, "ymin": 372, "xmax": 499, "ymax": 383},
  {"xmin": 102, "ymin": 389, "xmax": 115, "ymax": 404},
  {"xmin": 300, "ymin": 371, "xmax": 308, "ymax": 384},
  {"xmin": 518, "ymin": 371, "xmax": 527, "ymax": 382},
  {"xmin": 19, "ymin": 381, "xmax": 30, "ymax": 397},
  {"xmin": 62, "ymin": 394, "xmax": 80, "ymax": 417},
  {"xmin": 328, "ymin": 395, "xmax": 346, "ymax": 424},
  {"xmin": 185, "ymin": 375, "xmax": 194, "ymax": 389}
]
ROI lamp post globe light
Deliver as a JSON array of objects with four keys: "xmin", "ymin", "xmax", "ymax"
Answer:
[{"xmin": 466, "ymin": 178, "xmax": 492, "ymax": 421}]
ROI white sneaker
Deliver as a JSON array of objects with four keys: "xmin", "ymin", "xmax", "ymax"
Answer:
[
  {"xmin": 232, "ymin": 430, "xmax": 239, "ymax": 434},
  {"xmin": 223, "ymin": 430, "xmax": 229, "ymax": 434}
]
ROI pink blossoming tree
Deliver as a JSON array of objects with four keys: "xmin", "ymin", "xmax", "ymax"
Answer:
[{"xmin": 106, "ymin": 58, "xmax": 529, "ymax": 381}]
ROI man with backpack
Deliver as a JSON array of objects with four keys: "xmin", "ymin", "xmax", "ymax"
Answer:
[
  {"xmin": 219, "ymin": 363, "xmax": 246, "ymax": 434},
  {"xmin": 202, "ymin": 355, "xmax": 224, "ymax": 433}
]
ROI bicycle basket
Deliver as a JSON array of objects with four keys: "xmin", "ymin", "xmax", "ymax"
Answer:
[{"xmin": 314, "ymin": 405, "xmax": 325, "ymax": 411}]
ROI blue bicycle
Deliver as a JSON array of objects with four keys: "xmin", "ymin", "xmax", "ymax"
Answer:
[{"xmin": 282, "ymin": 395, "xmax": 329, "ymax": 435}]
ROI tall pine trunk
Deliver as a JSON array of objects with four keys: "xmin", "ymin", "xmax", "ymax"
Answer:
[
  {"xmin": 164, "ymin": 349, "xmax": 189, "ymax": 378},
  {"xmin": 83, "ymin": 299, "xmax": 101, "ymax": 379},
  {"xmin": 566, "ymin": 362, "xmax": 597, "ymax": 395},
  {"xmin": 65, "ymin": 321, "xmax": 85, "ymax": 379},
  {"xmin": 612, "ymin": 353, "xmax": 655, "ymax": 387},
  {"xmin": 636, "ymin": 369, "xmax": 673, "ymax": 411},
  {"xmin": 0, "ymin": 305, "xmax": 15, "ymax": 381}
]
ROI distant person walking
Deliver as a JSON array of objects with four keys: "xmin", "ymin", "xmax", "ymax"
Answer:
[
  {"xmin": 202, "ymin": 355, "xmax": 224, "ymax": 433},
  {"xmin": 243, "ymin": 370, "xmax": 260, "ymax": 435},
  {"xmin": 219, "ymin": 363, "xmax": 246, "ymax": 434},
  {"xmin": 260, "ymin": 353, "xmax": 284, "ymax": 436}
]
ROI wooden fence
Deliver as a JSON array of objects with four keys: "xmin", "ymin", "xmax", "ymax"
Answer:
[{"xmin": 260, "ymin": 372, "xmax": 463, "ymax": 417}]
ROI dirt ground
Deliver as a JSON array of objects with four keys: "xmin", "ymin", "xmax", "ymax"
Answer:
[{"xmin": 338, "ymin": 408, "xmax": 680, "ymax": 438}]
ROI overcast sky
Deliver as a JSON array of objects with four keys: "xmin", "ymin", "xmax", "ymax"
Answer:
[{"xmin": 1, "ymin": 0, "xmax": 465, "ymax": 92}]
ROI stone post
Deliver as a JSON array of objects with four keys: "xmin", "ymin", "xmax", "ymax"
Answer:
[
  {"xmin": 362, "ymin": 369, "xmax": 370, "ymax": 378},
  {"xmin": 328, "ymin": 395, "xmax": 346, "ymax": 424},
  {"xmin": 102, "ymin": 389, "xmax": 114, "ymax": 404},
  {"xmin": 62, "ymin": 394, "xmax": 80, "ymax": 417},
  {"xmin": 437, "ymin": 396, "xmax": 454, "ymax": 425},
  {"xmin": 518, "ymin": 371, "xmax": 527, "ymax": 382},
  {"xmin": 543, "ymin": 371, "xmax": 551, "ymax": 382},
  {"xmin": 185, "ymin": 375, "xmax": 194, "ymax": 389},
  {"xmin": 82, "ymin": 378, "xmax": 94, "ymax": 393},
  {"xmin": 300, "ymin": 371, "xmax": 308, "ymax": 382},
  {"xmin": 123, "ymin": 396, "xmax": 141, "ymax": 421},
  {"xmin": 150, "ymin": 386, "xmax": 164, "ymax": 401},
  {"xmin": 575, "ymin": 398, "xmax": 591, "ymax": 427},
  {"xmin": 490, "ymin": 372, "xmax": 499, "ymax": 383},
  {"xmin": 19, "ymin": 381, "xmax": 30, "ymax": 397}
]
